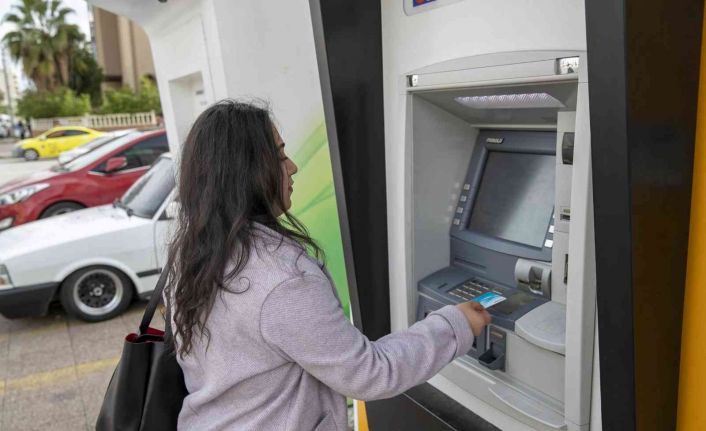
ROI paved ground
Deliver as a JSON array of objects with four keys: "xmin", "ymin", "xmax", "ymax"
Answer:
[{"xmin": 0, "ymin": 302, "xmax": 159, "ymax": 431}]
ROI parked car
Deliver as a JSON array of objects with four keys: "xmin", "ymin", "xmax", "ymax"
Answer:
[
  {"xmin": 12, "ymin": 126, "xmax": 105, "ymax": 161},
  {"xmin": 0, "ymin": 155, "xmax": 175, "ymax": 321},
  {"xmin": 58, "ymin": 129, "xmax": 136, "ymax": 165},
  {"xmin": 0, "ymin": 129, "xmax": 169, "ymax": 231}
]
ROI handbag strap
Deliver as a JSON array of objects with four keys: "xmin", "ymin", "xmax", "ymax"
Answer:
[{"xmin": 138, "ymin": 256, "xmax": 173, "ymax": 336}]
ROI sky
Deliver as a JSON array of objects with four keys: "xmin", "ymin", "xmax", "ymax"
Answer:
[{"xmin": 0, "ymin": 0, "xmax": 92, "ymax": 91}]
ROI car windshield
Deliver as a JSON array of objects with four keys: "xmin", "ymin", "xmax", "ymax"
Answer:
[
  {"xmin": 120, "ymin": 157, "xmax": 175, "ymax": 218},
  {"xmin": 59, "ymin": 131, "xmax": 145, "ymax": 172}
]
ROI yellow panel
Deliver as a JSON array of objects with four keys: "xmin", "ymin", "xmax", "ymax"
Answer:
[
  {"xmin": 356, "ymin": 401, "xmax": 369, "ymax": 431},
  {"xmin": 677, "ymin": 7, "xmax": 706, "ymax": 430}
]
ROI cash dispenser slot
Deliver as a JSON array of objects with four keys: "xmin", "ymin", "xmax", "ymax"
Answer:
[{"xmin": 515, "ymin": 301, "xmax": 567, "ymax": 355}]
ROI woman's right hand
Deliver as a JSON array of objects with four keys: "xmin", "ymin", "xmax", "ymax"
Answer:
[{"xmin": 456, "ymin": 301, "xmax": 492, "ymax": 336}]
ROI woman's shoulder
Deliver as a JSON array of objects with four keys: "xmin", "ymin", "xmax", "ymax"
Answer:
[
  {"xmin": 252, "ymin": 236, "xmax": 325, "ymax": 278},
  {"xmin": 245, "ymin": 224, "xmax": 327, "ymax": 286}
]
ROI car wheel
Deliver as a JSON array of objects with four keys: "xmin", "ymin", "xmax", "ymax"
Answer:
[
  {"xmin": 23, "ymin": 149, "xmax": 39, "ymax": 161},
  {"xmin": 40, "ymin": 202, "xmax": 85, "ymax": 218},
  {"xmin": 60, "ymin": 266, "xmax": 134, "ymax": 322}
]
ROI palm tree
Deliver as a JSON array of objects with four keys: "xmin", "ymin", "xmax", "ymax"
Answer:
[{"xmin": 2, "ymin": 0, "xmax": 83, "ymax": 91}]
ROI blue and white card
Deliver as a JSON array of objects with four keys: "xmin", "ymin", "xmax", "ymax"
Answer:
[{"xmin": 472, "ymin": 292, "xmax": 506, "ymax": 308}]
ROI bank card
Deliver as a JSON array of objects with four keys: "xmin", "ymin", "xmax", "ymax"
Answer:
[{"xmin": 472, "ymin": 292, "xmax": 506, "ymax": 308}]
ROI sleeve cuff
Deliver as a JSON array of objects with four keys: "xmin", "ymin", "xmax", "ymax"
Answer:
[{"xmin": 430, "ymin": 305, "xmax": 475, "ymax": 358}]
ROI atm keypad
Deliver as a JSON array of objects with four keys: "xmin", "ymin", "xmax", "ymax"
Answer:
[{"xmin": 448, "ymin": 278, "xmax": 502, "ymax": 301}]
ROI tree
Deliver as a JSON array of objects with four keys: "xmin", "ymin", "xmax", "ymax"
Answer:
[
  {"xmin": 2, "ymin": 0, "xmax": 84, "ymax": 91},
  {"xmin": 99, "ymin": 76, "xmax": 162, "ymax": 114},
  {"xmin": 68, "ymin": 47, "xmax": 103, "ymax": 107}
]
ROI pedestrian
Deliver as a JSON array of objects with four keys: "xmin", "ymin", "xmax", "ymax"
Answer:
[
  {"xmin": 16, "ymin": 121, "xmax": 26, "ymax": 139},
  {"xmin": 166, "ymin": 99, "xmax": 492, "ymax": 430}
]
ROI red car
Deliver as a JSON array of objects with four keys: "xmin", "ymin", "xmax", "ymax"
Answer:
[{"xmin": 0, "ymin": 129, "xmax": 169, "ymax": 231}]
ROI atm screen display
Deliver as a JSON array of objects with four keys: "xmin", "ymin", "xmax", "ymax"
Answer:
[{"xmin": 468, "ymin": 151, "xmax": 555, "ymax": 248}]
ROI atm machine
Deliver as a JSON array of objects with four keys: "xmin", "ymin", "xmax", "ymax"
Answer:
[
  {"xmin": 310, "ymin": 1, "xmax": 597, "ymax": 430},
  {"xmin": 403, "ymin": 52, "xmax": 595, "ymax": 430}
]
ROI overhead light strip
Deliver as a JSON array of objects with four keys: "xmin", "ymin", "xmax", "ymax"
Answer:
[{"xmin": 455, "ymin": 93, "xmax": 564, "ymax": 109}]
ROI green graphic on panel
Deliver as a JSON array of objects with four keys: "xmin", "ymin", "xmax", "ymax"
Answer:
[{"xmin": 289, "ymin": 123, "xmax": 350, "ymax": 317}]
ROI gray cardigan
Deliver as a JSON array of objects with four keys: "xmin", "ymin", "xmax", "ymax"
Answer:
[{"xmin": 172, "ymin": 223, "xmax": 474, "ymax": 430}]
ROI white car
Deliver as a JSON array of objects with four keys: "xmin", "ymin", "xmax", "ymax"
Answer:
[
  {"xmin": 0, "ymin": 155, "xmax": 175, "ymax": 321},
  {"xmin": 57, "ymin": 129, "xmax": 136, "ymax": 165}
]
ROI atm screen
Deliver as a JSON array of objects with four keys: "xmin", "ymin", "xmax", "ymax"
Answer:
[{"xmin": 468, "ymin": 151, "xmax": 555, "ymax": 248}]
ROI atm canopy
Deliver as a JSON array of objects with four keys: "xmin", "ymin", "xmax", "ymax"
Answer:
[{"xmin": 415, "ymin": 81, "xmax": 578, "ymax": 127}]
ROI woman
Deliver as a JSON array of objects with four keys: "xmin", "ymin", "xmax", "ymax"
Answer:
[{"xmin": 167, "ymin": 100, "xmax": 492, "ymax": 430}]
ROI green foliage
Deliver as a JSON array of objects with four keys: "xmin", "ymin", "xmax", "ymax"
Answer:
[
  {"xmin": 17, "ymin": 87, "xmax": 90, "ymax": 118},
  {"xmin": 98, "ymin": 76, "xmax": 161, "ymax": 114},
  {"xmin": 15, "ymin": 75, "xmax": 159, "ymax": 119},
  {"xmin": 138, "ymin": 77, "xmax": 161, "ymax": 114},
  {"xmin": 68, "ymin": 47, "xmax": 104, "ymax": 107}
]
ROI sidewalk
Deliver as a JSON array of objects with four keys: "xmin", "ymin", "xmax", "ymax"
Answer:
[{"xmin": 0, "ymin": 303, "xmax": 157, "ymax": 431}]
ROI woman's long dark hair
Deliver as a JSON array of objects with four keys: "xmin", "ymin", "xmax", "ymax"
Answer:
[{"xmin": 167, "ymin": 99, "xmax": 323, "ymax": 358}]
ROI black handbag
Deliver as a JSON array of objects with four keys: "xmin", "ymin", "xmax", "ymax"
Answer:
[{"xmin": 96, "ymin": 262, "xmax": 188, "ymax": 431}]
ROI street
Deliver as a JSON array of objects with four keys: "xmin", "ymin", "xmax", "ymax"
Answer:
[
  {"xmin": 0, "ymin": 148, "xmax": 159, "ymax": 430},
  {"xmin": 0, "ymin": 140, "xmax": 56, "ymax": 185},
  {"xmin": 0, "ymin": 158, "xmax": 57, "ymax": 185}
]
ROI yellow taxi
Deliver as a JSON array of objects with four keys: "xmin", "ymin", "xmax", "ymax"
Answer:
[{"xmin": 12, "ymin": 126, "xmax": 105, "ymax": 161}]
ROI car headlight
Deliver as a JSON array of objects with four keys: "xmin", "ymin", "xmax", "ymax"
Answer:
[
  {"xmin": 0, "ymin": 217, "xmax": 13, "ymax": 230},
  {"xmin": 0, "ymin": 264, "xmax": 13, "ymax": 290},
  {"xmin": 0, "ymin": 183, "xmax": 50, "ymax": 206}
]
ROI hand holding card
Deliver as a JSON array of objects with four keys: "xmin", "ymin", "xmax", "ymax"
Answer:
[
  {"xmin": 472, "ymin": 292, "xmax": 507, "ymax": 308},
  {"xmin": 456, "ymin": 300, "xmax": 492, "ymax": 336}
]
